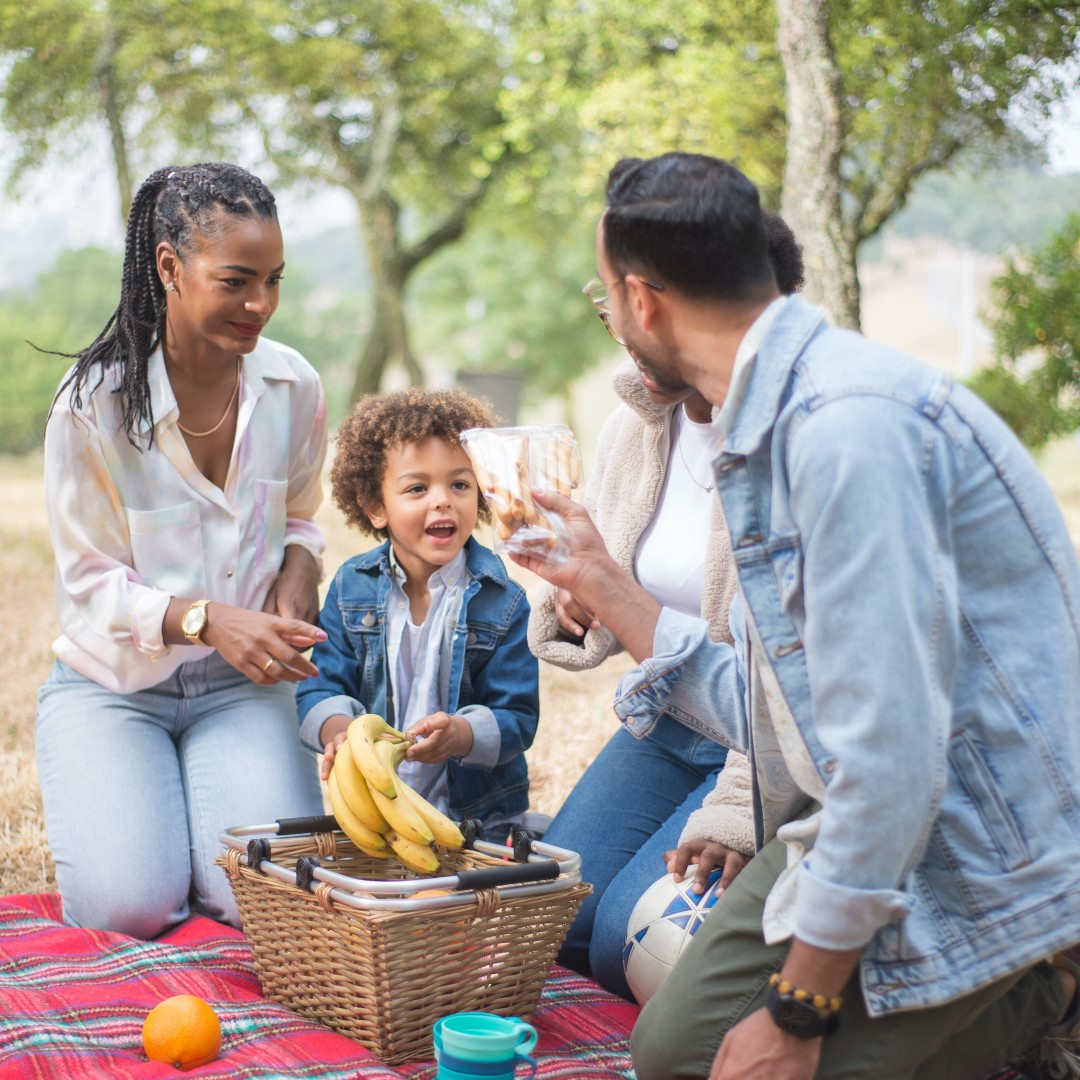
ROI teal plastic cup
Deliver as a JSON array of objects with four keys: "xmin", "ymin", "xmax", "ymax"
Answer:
[{"xmin": 433, "ymin": 1012, "xmax": 537, "ymax": 1077}]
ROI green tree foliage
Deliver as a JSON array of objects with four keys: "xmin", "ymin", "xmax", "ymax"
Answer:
[
  {"xmin": 969, "ymin": 214, "xmax": 1080, "ymax": 448},
  {"xmin": 885, "ymin": 166, "xmax": 1080, "ymax": 256},
  {"xmin": 0, "ymin": 248, "xmax": 120, "ymax": 453}
]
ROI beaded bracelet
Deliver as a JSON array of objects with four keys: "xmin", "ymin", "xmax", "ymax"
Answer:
[{"xmin": 768, "ymin": 972, "xmax": 843, "ymax": 1015}]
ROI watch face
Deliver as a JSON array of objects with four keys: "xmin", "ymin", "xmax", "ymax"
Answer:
[
  {"xmin": 183, "ymin": 605, "xmax": 206, "ymax": 636},
  {"xmin": 767, "ymin": 993, "xmax": 829, "ymax": 1039}
]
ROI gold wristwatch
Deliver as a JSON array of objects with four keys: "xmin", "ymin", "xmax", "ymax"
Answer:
[{"xmin": 181, "ymin": 599, "xmax": 212, "ymax": 644}]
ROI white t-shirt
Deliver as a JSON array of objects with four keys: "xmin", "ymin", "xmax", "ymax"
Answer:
[{"xmin": 634, "ymin": 403, "xmax": 717, "ymax": 617}]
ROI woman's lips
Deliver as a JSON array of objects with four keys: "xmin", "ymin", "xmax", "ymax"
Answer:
[{"xmin": 230, "ymin": 322, "xmax": 263, "ymax": 337}]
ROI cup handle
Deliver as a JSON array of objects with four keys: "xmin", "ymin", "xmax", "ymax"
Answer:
[
  {"xmin": 516, "ymin": 1023, "xmax": 538, "ymax": 1057},
  {"xmin": 515, "ymin": 1052, "xmax": 537, "ymax": 1079}
]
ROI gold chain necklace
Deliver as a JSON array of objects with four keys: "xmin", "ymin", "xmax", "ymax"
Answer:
[
  {"xmin": 674, "ymin": 408, "xmax": 715, "ymax": 493},
  {"xmin": 177, "ymin": 357, "xmax": 242, "ymax": 438}
]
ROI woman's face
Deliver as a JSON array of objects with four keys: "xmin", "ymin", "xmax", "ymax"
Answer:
[{"xmin": 160, "ymin": 213, "xmax": 284, "ymax": 362}]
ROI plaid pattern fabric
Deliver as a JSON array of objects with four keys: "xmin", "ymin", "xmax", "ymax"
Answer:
[
  {"xmin": 0, "ymin": 893, "xmax": 1030, "ymax": 1079},
  {"xmin": 0, "ymin": 894, "xmax": 638, "ymax": 1079}
]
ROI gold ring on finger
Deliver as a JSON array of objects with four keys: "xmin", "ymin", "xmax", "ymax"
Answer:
[{"xmin": 262, "ymin": 657, "xmax": 276, "ymax": 673}]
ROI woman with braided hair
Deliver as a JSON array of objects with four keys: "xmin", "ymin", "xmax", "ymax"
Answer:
[{"xmin": 36, "ymin": 163, "xmax": 328, "ymax": 937}]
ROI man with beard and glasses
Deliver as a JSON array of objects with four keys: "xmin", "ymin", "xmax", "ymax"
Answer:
[{"xmin": 510, "ymin": 151, "xmax": 1080, "ymax": 1080}]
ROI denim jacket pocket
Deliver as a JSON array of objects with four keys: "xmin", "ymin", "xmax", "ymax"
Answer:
[
  {"xmin": 770, "ymin": 539, "xmax": 804, "ymax": 615},
  {"xmin": 948, "ymin": 731, "xmax": 1031, "ymax": 872},
  {"xmin": 341, "ymin": 605, "xmax": 384, "ymax": 664}
]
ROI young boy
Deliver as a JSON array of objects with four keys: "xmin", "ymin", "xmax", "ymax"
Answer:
[{"xmin": 297, "ymin": 387, "xmax": 540, "ymax": 841}]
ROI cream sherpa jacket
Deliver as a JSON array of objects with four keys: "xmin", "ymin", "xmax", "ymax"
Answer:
[{"xmin": 528, "ymin": 361, "xmax": 756, "ymax": 857}]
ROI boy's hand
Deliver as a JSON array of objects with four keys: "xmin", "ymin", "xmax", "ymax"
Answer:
[
  {"xmin": 405, "ymin": 712, "xmax": 473, "ymax": 763},
  {"xmin": 320, "ymin": 725, "xmax": 351, "ymax": 781}
]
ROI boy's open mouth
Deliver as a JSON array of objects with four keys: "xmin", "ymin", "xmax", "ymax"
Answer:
[{"xmin": 426, "ymin": 522, "xmax": 457, "ymax": 539}]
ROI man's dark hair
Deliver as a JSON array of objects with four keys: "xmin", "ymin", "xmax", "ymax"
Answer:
[
  {"xmin": 603, "ymin": 153, "xmax": 775, "ymax": 302},
  {"xmin": 48, "ymin": 162, "xmax": 278, "ymax": 447}
]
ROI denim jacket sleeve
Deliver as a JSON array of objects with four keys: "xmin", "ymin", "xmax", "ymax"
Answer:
[
  {"xmin": 783, "ymin": 395, "xmax": 951, "ymax": 949},
  {"xmin": 457, "ymin": 587, "xmax": 539, "ymax": 771},
  {"xmin": 612, "ymin": 605, "xmax": 748, "ymax": 752},
  {"xmin": 295, "ymin": 573, "xmax": 368, "ymax": 753}
]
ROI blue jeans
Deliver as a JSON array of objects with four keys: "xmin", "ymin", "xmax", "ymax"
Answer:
[
  {"xmin": 35, "ymin": 655, "xmax": 323, "ymax": 938},
  {"xmin": 543, "ymin": 715, "xmax": 728, "ymax": 1000}
]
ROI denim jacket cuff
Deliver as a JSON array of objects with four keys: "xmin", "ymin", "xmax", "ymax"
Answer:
[
  {"xmin": 793, "ymin": 861, "xmax": 915, "ymax": 951},
  {"xmin": 613, "ymin": 608, "xmax": 711, "ymax": 733},
  {"xmin": 456, "ymin": 704, "xmax": 499, "ymax": 769},
  {"xmin": 299, "ymin": 695, "xmax": 363, "ymax": 754}
]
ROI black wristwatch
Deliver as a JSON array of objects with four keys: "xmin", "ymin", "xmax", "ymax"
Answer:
[{"xmin": 764, "ymin": 981, "xmax": 841, "ymax": 1039}]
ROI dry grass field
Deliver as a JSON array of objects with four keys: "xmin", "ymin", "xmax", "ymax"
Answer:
[
  {"xmin": 0, "ymin": 451, "xmax": 632, "ymax": 895},
  {"xmin": 2, "ymin": 436, "xmax": 1078, "ymax": 899}
]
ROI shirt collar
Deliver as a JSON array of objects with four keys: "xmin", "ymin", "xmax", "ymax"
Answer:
[
  {"xmin": 713, "ymin": 295, "xmax": 791, "ymax": 440},
  {"xmin": 142, "ymin": 337, "xmax": 299, "ymax": 435},
  {"xmin": 387, "ymin": 545, "xmax": 468, "ymax": 593}
]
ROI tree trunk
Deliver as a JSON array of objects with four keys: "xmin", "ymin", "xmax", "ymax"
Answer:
[
  {"xmin": 776, "ymin": 0, "xmax": 859, "ymax": 329},
  {"xmin": 94, "ymin": 13, "xmax": 134, "ymax": 227},
  {"xmin": 349, "ymin": 198, "xmax": 421, "ymax": 401}
]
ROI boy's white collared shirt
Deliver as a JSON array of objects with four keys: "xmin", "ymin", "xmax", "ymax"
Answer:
[{"xmin": 384, "ymin": 546, "xmax": 470, "ymax": 813}]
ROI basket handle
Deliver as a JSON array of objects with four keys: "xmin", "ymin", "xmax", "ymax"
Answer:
[
  {"xmin": 453, "ymin": 859, "xmax": 560, "ymax": 890},
  {"xmin": 275, "ymin": 814, "xmax": 339, "ymax": 835}
]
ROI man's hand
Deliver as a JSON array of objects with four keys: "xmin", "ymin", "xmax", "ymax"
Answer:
[
  {"xmin": 509, "ymin": 489, "xmax": 662, "ymax": 663},
  {"xmin": 666, "ymin": 838, "xmax": 749, "ymax": 896},
  {"xmin": 711, "ymin": 1007, "xmax": 821, "ymax": 1080},
  {"xmin": 263, "ymin": 544, "xmax": 321, "ymax": 625},
  {"xmin": 405, "ymin": 712, "xmax": 473, "ymax": 763}
]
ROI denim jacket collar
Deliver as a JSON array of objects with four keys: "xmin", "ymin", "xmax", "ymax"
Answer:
[
  {"xmin": 720, "ymin": 296, "xmax": 827, "ymax": 458},
  {"xmin": 349, "ymin": 535, "xmax": 511, "ymax": 589}
]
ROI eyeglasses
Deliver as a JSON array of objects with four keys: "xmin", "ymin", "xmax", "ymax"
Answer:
[{"xmin": 582, "ymin": 276, "xmax": 665, "ymax": 346}]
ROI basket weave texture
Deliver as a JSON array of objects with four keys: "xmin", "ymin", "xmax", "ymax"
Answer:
[{"xmin": 218, "ymin": 835, "xmax": 590, "ymax": 1065}]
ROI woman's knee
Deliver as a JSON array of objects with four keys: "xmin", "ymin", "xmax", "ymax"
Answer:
[{"xmin": 59, "ymin": 870, "xmax": 190, "ymax": 939}]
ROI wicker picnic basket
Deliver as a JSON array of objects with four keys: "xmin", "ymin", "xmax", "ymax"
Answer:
[{"xmin": 217, "ymin": 815, "xmax": 590, "ymax": 1065}]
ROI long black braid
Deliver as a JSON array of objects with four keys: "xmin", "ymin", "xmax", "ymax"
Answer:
[{"xmin": 48, "ymin": 162, "xmax": 278, "ymax": 448}]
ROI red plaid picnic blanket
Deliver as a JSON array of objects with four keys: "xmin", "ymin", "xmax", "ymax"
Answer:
[
  {"xmin": 0, "ymin": 893, "xmax": 639, "ymax": 1078},
  {"xmin": 0, "ymin": 893, "xmax": 1033, "ymax": 1079}
]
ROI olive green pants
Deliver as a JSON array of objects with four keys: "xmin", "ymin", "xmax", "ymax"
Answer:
[{"xmin": 631, "ymin": 834, "xmax": 1064, "ymax": 1080}]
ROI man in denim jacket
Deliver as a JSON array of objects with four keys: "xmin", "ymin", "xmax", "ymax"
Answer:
[{"xmin": 514, "ymin": 152, "xmax": 1080, "ymax": 1078}]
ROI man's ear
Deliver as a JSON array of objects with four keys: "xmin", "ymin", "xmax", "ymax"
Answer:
[
  {"xmin": 624, "ymin": 272, "xmax": 666, "ymax": 335},
  {"xmin": 367, "ymin": 502, "xmax": 388, "ymax": 530}
]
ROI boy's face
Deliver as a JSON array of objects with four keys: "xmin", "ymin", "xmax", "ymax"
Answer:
[{"xmin": 368, "ymin": 436, "xmax": 480, "ymax": 582}]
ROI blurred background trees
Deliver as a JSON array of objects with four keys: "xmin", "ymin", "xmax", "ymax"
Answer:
[{"xmin": 0, "ymin": 0, "xmax": 1078, "ymax": 452}]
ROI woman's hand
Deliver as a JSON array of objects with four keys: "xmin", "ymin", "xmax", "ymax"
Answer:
[
  {"xmin": 263, "ymin": 544, "xmax": 322, "ymax": 625},
  {"xmin": 666, "ymin": 838, "xmax": 750, "ymax": 897},
  {"xmin": 405, "ymin": 712, "xmax": 473, "ymax": 764},
  {"xmin": 198, "ymin": 603, "xmax": 327, "ymax": 684},
  {"xmin": 556, "ymin": 588, "xmax": 601, "ymax": 639}
]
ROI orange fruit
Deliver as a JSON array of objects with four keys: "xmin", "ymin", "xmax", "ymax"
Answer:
[
  {"xmin": 412, "ymin": 888, "xmax": 452, "ymax": 898},
  {"xmin": 142, "ymin": 994, "xmax": 222, "ymax": 1070}
]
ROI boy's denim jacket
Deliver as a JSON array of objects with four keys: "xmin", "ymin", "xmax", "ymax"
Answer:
[
  {"xmin": 614, "ymin": 296, "xmax": 1080, "ymax": 1015},
  {"xmin": 297, "ymin": 537, "xmax": 539, "ymax": 827}
]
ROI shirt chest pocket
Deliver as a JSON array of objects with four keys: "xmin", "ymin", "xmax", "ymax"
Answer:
[
  {"xmin": 253, "ymin": 478, "xmax": 288, "ymax": 580},
  {"xmin": 125, "ymin": 501, "xmax": 206, "ymax": 597}
]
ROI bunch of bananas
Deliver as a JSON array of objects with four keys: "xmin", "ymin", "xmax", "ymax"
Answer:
[{"xmin": 326, "ymin": 713, "xmax": 466, "ymax": 875}]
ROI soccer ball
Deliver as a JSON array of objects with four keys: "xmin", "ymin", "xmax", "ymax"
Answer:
[{"xmin": 622, "ymin": 870, "xmax": 724, "ymax": 1005}]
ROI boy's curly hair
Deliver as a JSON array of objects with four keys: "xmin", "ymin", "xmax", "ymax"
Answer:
[{"xmin": 331, "ymin": 386, "xmax": 497, "ymax": 538}]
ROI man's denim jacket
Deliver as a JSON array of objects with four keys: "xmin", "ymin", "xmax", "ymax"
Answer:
[
  {"xmin": 614, "ymin": 296, "xmax": 1080, "ymax": 1015},
  {"xmin": 297, "ymin": 537, "xmax": 539, "ymax": 827}
]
